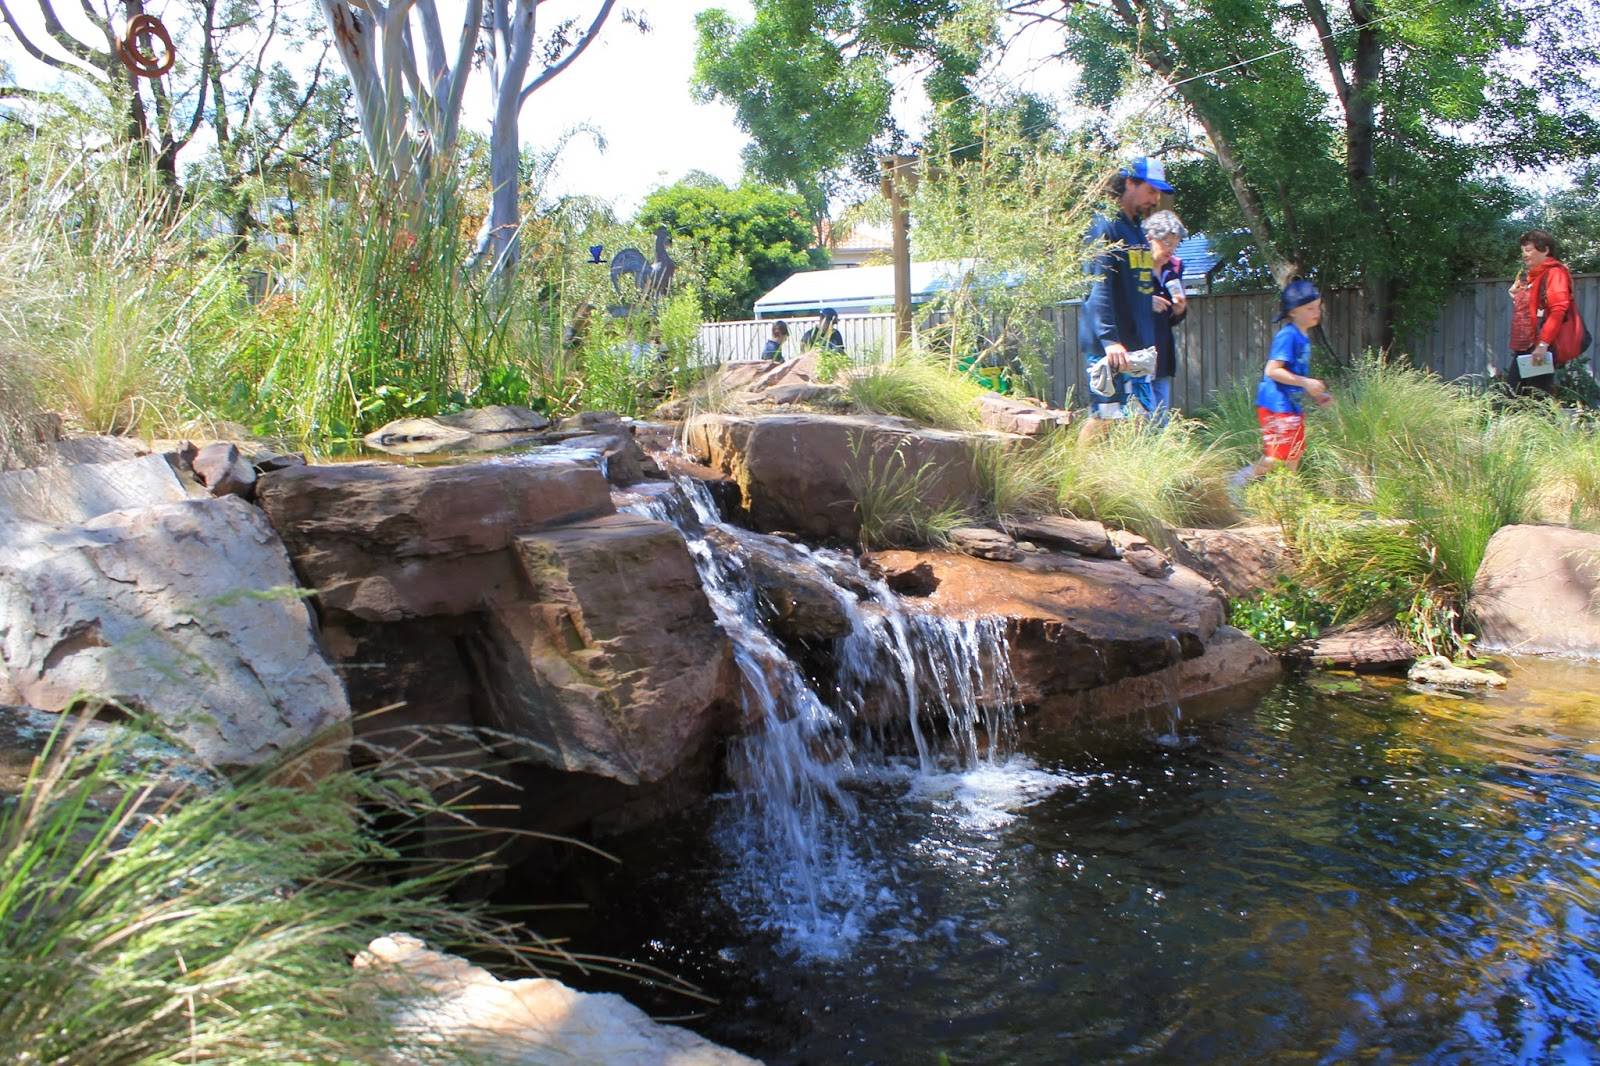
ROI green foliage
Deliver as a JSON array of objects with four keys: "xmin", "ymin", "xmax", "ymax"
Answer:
[
  {"xmin": 845, "ymin": 351, "xmax": 987, "ymax": 429},
  {"xmin": 0, "ymin": 714, "xmax": 539, "ymax": 1063},
  {"xmin": 692, "ymin": 0, "xmax": 963, "ymax": 225},
  {"xmin": 1048, "ymin": 417, "xmax": 1235, "ymax": 544},
  {"xmin": 636, "ymin": 179, "xmax": 823, "ymax": 320},
  {"xmin": 846, "ymin": 432, "xmax": 972, "ymax": 549},
  {"xmin": 909, "ymin": 107, "xmax": 1104, "ymax": 396},
  {"xmin": 1229, "ymin": 580, "xmax": 1334, "ymax": 653},
  {"xmin": 1057, "ymin": 0, "xmax": 1600, "ymax": 339}
]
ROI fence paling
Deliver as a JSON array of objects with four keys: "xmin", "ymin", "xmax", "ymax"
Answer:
[{"xmin": 696, "ymin": 275, "xmax": 1600, "ymax": 406}]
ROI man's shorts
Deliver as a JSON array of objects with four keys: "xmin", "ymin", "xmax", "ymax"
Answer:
[{"xmin": 1257, "ymin": 407, "xmax": 1306, "ymax": 462}]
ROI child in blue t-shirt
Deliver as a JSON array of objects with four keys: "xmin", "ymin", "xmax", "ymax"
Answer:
[{"xmin": 1230, "ymin": 279, "xmax": 1332, "ymax": 495}]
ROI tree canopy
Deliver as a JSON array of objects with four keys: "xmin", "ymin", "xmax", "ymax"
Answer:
[{"xmin": 635, "ymin": 177, "xmax": 824, "ymax": 320}]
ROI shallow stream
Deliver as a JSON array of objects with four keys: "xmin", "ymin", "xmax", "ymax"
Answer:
[{"xmin": 533, "ymin": 660, "xmax": 1600, "ymax": 1064}]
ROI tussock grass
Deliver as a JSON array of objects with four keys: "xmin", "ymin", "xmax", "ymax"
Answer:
[
  {"xmin": 972, "ymin": 435, "xmax": 1058, "ymax": 521},
  {"xmin": 1048, "ymin": 416, "xmax": 1236, "ymax": 543},
  {"xmin": 845, "ymin": 351, "xmax": 987, "ymax": 431},
  {"xmin": 847, "ymin": 432, "xmax": 973, "ymax": 549},
  {"xmin": 0, "ymin": 712, "xmax": 683, "ymax": 1064}
]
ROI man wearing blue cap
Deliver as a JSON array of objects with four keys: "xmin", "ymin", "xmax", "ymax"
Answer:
[{"xmin": 1078, "ymin": 156, "xmax": 1174, "ymax": 430}]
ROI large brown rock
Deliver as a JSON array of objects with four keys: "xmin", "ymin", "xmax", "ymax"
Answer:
[
  {"xmin": 260, "ymin": 460, "xmax": 737, "ymax": 850},
  {"xmin": 1169, "ymin": 525, "xmax": 1293, "ymax": 600},
  {"xmin": 1033, "ymin": 624, "xmax": 1281, "ymax": 724},
  {"xmin": 976, "ymin": 393, "xmax": 1071, "ymax": 438},
  {"xmin": 1470, "ymin": 524, "xmax": 1600, "ymax": 657},
  {"xmin": 1298, "ymin": 621, "xmax": 1416, "ymax": 672},
  {"xmin": 257, "ymin": 460, "xmax": 614, "ymax": 620},
  {"xmin": 1003, "ymin": 515, "xmax": 1117, "ymax": 558},
  {"xmin": 704, "ymin": 525, "xmax": 852, "ymax": 642},
  {"xmin": 869, "ymin": 548, "xmax": 1225, "ymax": 702},
  {"xmin": 0, "ymin": 498, "xmax": 351, "ymax": 775},
  {"xmin": 685, "ymin": 412, "xmax": 992, "ymax": 544},
  {"xmin": 474, "ymin": 514, "xmax": 735, "ymax": 784}
]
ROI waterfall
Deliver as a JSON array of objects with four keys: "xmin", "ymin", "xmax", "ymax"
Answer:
[{"xmin": 616, "ymin": 476, "xmax": 1023, "ymax": 955}]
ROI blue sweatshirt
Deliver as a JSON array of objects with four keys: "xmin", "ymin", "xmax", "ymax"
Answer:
[
  {"xmin": 1256, "ymin": 322, "xmax": 1312, "ymax": 413},
  {"xmin": 1078, "ymin": 211, "xmax": 1158, "ymax": 363}
]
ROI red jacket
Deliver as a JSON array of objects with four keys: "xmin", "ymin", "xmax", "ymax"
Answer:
[{"xmin": 1526, "ymin": 256, "xmax": 1575, "ymax": 348}]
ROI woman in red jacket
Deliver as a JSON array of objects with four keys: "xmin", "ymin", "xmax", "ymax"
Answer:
[{"xmin": 1504, "ymin": 228, "xmax": 1573, "ymax": 396}]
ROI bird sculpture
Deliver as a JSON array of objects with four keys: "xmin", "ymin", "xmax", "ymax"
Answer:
[{"xmin": 608, "ymin": 226, "xmax": 676, "ymax": 304}]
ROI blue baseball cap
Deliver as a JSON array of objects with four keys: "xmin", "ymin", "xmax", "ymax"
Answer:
[
  {"xmin": 1122, "ymin": 156, "xmax": 1175, "ymax": 193},
  {"xmin": 1275, "ymin": 278, "xmax": 1321, "ymax": 321}
]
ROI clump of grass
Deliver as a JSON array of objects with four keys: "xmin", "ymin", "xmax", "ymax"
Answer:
[
  {"xmin": 847, "ymin": 432, "xmax": 972, "ymax": 549},
  {"xmin": 0, "ymin": 140, "xmax": 231, "ymax": 435},
  {"xmin": 972, "ymin": 435, "xmax": 1058, "ymax": 520},
  {"xmin": 1047, "ymin": 416, "xmax": 1235, "ymax": 543},
  {"xmin": 845, "ymin": 351, "xmax": 987, "ymax": 430},
  {"xmin": 0, "ymin": 344, "xmax": 49, "ymax": 470},
  {"xmin": 0, "ymin": 712, "xmax": 597, "ymax": 1063}
]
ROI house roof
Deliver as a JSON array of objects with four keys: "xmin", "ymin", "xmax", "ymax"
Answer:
[
  {"xmin": 1175, "ymin": 234, "xmax": 1220, "ymax": 280},
  {"xmin": 753, "ymin": 260, "xmax": 975, "ymax": 317}
]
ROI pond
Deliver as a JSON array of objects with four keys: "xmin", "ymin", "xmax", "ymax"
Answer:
[{"xmin": 527, "ymin": 659, "xmax": 1600, "ymax": 1064}]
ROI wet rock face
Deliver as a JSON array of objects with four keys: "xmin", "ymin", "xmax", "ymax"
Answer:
[
  {"xmin": 0, "ymin": 498, "xmax": 351, "ymax": 777},
  {"xmin": 1471, "ymin": 524, "xmax": 1600, "ymax": 658},
  {"xmin": 867, "ymin": 548, "xmax": 1226, "ymax": 703},
  {"xmin": 685, "ymin": 412, "xmax": 998, "ymax": 544},
  {"xmin": 258, "ymin": 459, "xmax": 737, "ymax": 851}
]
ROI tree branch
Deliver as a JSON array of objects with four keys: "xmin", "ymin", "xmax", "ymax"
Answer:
[
  {"xmin": 1301, "ymin": 0, "xmax": 1350, "ymax": 110},
  {"xmin": 520, "ymin": 0, "xmax": 614, "ymax": 103},
  {"xmin": 0, "ymin": 0, "xmax": 106, "ymax": 80}
]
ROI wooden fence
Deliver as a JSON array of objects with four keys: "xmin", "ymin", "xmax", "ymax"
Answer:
[{"xmin": 697, "ymin": 274, "xmax": 1600, "ymax": 411}]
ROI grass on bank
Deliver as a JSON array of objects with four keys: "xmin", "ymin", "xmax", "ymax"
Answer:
[
  {"xmin": 845, "ymin": 351, "xmax": 988, "ymax": 431},
  {"xmin": 0, "ymin": 711, "xmax": 691, "ymax": 1064}
]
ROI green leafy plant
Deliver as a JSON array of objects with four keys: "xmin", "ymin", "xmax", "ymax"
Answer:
[{"xmin": 1228, "ymin": 579, "xmax": 1335, "ymax": 653}]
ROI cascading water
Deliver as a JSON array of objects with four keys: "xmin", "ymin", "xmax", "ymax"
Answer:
[{"xmin": 617, "ymin": 474, "xmax": 1046, "ymax": 956}]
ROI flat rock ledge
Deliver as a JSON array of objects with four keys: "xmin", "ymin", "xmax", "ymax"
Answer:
[{"xmin": 357, "ymin": 934, "xmax": 759, "ymax": 1065}]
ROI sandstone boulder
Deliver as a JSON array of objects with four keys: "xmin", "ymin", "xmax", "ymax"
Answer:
[
  {"xmin": 1470, "ymin": 524, "xmax": 1600, "ymax": 657},
  {"xmin": 685, "ymin": 412, "xmax": 993, "ymax": 544},
  {"xmin": 1168, "ymin": 525, "xmax": 1293, "ymax": 600},
  {"xmin": 356, "ymin": 934, "xmax": 759, "ymax": 1065},
  {"xmin": 976, "ymin": 392, "xmax": 1071, "ymax": 438},
  {"xmin": 0, "ymin": 498, "xmax": 351, "ymax": 775},
  {"xmin": 257, "ymin": 460, "xmax": 615, "ymax": 620},
  {"xmin": 949, "ymin": 526, "xmax": 1017, "ymax": 561},
  {"xmin": 0, "ymin": 453, "xmax": 187, "ymax": 527},
  {"xmin": 363, "ymin": 405, "xmax": 552, "ymax": 456},
  {"xmin": 704, "ymin": 525, "xmax": 853, "ymax": 642},
  {"xmin": 1109, "ymin": 530, "xmax": 1174, "ymax": 579},
  {"xmin": 1298, "ymin": 621, "xmax": 1416, "ymax": 672},
  {"xmin": 1003, "ymin": 515, "xmax": 1117, "ymax": 558},
  {"xmin": 475, "ymin": 514, "xmax": 735, "ymax": 784},
  {"xmin": 868, "ymin": 548, "xmax": 1225, "ymax": 702},
  {"xmin": 191, "ymin": 441, "xmax": 257, "ymax": 500},
  {"xmin": 260, "ymin": 460, "xmax": 736, "ymax": 850},
  {"xmin": 1032, "ymin": 624, "xmax": 1281, "ymax": 724}
]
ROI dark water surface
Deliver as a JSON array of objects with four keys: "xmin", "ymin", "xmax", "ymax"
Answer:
[{"xmin": 532, "ymin": 660, "xmax": 1600, "ymax": 1064}]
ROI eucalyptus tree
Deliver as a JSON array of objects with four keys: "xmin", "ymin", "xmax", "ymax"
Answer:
[{"xmin": 315, "ymin": 0, "xmax": 618, "ymax": 274}]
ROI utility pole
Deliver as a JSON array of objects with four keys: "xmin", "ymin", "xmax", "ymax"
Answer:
[{"xmin": 879, "ymin": 154, "xmax": 917, "ymax": 357}]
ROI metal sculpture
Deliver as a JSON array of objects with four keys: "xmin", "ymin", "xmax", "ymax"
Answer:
[
  {"xmin": 116, "ymin": 14, "xmax": 176, "ymax": 79},
  {"xmin": 607, "ymin": 225, "xmax": 676, "ymax": 306}
]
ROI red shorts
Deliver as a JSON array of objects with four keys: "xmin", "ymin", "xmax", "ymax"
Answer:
[{"xmin": 1257, "ymin": 408, "xmax": 1306, "ymax": 462}]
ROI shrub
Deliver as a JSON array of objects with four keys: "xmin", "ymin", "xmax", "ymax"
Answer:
[
  {"xmin": 0, "ymin": 714, "xmax": 540, "ymax": 1062},
  {"xmin": 972, "ymin": 435, "xmax": 1058, "ymax": 521}
]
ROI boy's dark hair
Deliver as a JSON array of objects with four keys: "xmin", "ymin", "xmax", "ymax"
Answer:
[{"xmin": 1519, "ymin": 229, "xmax": 1558, "ymax": 256}]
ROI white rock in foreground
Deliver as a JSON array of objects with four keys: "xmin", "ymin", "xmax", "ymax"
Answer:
[{"xmin": 357, "ymin": 934, "xmax": 760, "ymax": 1065}]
